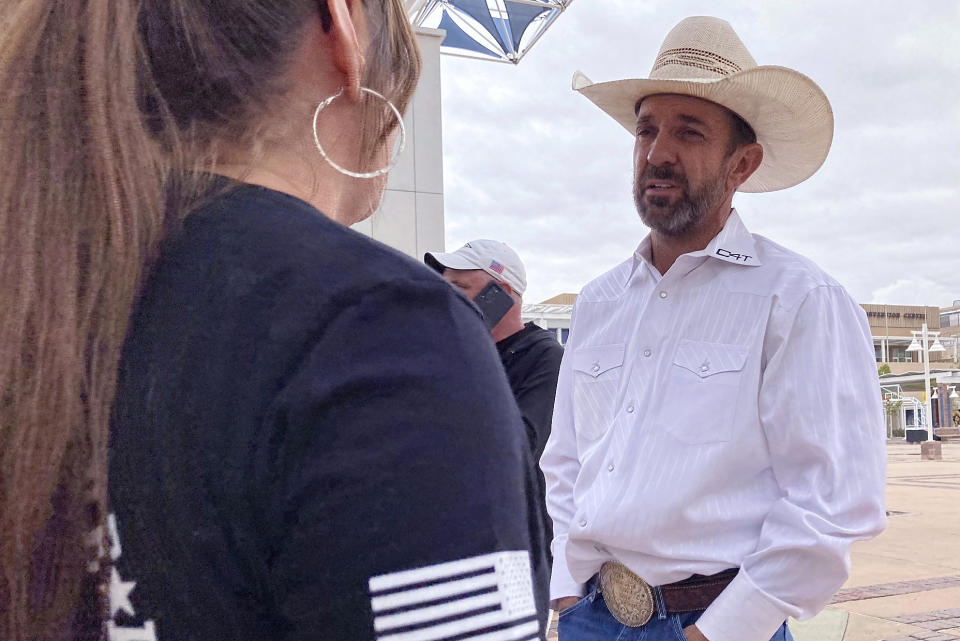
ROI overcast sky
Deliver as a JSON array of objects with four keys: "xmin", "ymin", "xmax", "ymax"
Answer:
[{"xmin": 435, "ymin": 0, "xmax": 960, "ymax": 307}]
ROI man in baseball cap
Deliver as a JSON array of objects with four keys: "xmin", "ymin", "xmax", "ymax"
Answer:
[
  {"xmin": 542, "ymin": 16, "xmax": 886, "ymax": 641},
  {"xmin": 426, "ymin": 240, "xmax": 563, "ymax": 563}
]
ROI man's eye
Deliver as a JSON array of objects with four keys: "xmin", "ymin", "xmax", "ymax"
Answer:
[
  {"xmin": 681, "ymin": 129, "xmax": 704, "ymax": 138},
  {"xmin": 636, "ymin": 128, "xmax": 653, "ymax": 137}
]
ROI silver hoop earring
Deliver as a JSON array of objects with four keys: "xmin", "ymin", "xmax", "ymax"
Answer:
[{"xmin": 312, "ymin": 86, "xmax": 406, "ymax": 179}]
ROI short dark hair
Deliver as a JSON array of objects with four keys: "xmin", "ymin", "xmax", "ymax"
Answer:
[{"xmin": 726, "ymin": 110, "xmax": 757, "ymax": 156}]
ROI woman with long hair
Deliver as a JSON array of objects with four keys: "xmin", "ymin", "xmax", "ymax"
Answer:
[{"xmin": 0, "ymin": 1, "xmax": 549, "ymax": 639}]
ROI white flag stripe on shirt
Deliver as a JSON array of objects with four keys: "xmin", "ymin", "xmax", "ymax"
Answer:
[
  {"xmin": 378, "ymin": 610, "xmax": 526, "ymax": 641},
  {"xmin": 370, "ymin": 551, "xmax": 509, "ymax": 593},
  {"xmin": 374, "ymin": 592, "xmax": 501, "ymax": 632},
  {"xmin": 458, "ymin": 620, "xmax": 539, "ymax": 641},
  {"xmin": 369, "ymin": 551, "xmax": 537, "ymax": 641},
  {"xmin": 370, "ymin": 573, "xmax": 499, "ymax": 612}
]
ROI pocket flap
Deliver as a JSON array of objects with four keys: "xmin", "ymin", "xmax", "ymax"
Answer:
[
  {"xmin": 673, "ymin": 339, "xmax": 748, "ymax": 378},
  {"xmin": 572, "ymin": 343, "xmax": 626, "ymax": 378}
]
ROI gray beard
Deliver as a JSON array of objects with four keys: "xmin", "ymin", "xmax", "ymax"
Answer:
[{"xmin": 633, "ymin": 169, "xmax": 726, "ymax": 238}]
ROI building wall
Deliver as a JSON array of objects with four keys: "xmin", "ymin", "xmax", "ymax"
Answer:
[
  {"xmin": 863, "ymin": 303, "xmax": 958, "ymax": 365},
  {"xmin": 352, "ymin": 28, "xmax": 445, "ymax": 258},
  {"xmin": 940, "ymin": 303, "xmax": 960, "ymax": 334},
  {"xmin": 861, "ymin": 304, "xmax": 940, "ymax": 333}
]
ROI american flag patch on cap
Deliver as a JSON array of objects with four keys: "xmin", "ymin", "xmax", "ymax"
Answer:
[
  {"xmin": 489, "ymin": 261, "xmax": 505, "ymax": 275},
  {"xmin": 368, "ymin": 551, "xmax": 538, "ymax": 641}
]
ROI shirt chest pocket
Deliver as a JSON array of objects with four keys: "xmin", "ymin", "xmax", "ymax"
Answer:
[
  {"xmin": 659, "ymin": 339, "xmax": 748, "ymax": 444},
  {"xmin": 571, "ymin": 343, "xmax": 625, "ymax": 442}
]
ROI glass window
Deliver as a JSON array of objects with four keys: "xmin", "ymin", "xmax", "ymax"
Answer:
[
  {"xmin": 560, "ymin": 328, "xmax": 570, "ymax": 345},
  {"xmin": 890, "ymin": 346, "xmax": 913, "ymax": 363}
]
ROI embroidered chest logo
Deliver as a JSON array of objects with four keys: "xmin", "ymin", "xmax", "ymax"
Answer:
[{"xmin": 716, "ymin": 248, "xmax": 752, "ymax": 262}]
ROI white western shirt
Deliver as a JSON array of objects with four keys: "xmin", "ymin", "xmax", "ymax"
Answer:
[{"xmin": 540, "ymin": 211, "xmax": 886, "ymax": 641}]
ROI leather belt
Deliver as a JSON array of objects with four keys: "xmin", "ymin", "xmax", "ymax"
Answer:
[{"xmin": 598, "ymin": 562, "xmax": 738, "ymax": 627}]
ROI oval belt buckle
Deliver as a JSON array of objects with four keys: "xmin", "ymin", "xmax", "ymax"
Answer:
[{"xmin": 598, "ymin": 561, "xmax": 655, "ymax": 627}]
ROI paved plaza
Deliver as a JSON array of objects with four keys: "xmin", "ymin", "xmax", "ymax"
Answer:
[
  {"xmin": 799, "ymin": 441, "xmax": 960, "ymax": 641},
  {"xmin": 547, "ymin": 441, "xmax": 960, "ymax": 640}
]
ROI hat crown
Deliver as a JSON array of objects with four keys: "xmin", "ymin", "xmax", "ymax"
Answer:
[{"xmin": 649, "ymin": 16, "xmax": 757, "ymax": 81}]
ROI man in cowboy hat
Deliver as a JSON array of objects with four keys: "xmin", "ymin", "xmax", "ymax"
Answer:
[{"xmin": 541, "ymin": 16, "xmax": 886, "ymax": 641}]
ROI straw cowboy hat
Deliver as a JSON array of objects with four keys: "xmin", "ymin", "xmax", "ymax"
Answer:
[{"xmin": 573, "ymin": 16, "xmax": 833, "ymax": 193}]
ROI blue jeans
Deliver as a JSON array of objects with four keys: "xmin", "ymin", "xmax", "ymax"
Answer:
[{"xmin": 557, "ymin": 583, "xmax": 793, "ymax": 641}]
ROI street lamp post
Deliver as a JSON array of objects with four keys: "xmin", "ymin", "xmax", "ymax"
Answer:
[{"xmin": 905, "ymin": 322, "xmax": 946, "ymax": 439}]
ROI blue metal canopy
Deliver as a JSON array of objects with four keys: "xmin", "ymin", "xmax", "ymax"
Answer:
[{"xmin": 409, "ymin": 0, "xmax": 575, "ymax": 64}]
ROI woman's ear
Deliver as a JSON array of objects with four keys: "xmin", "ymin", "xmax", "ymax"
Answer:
[{"xmin": 327, "ymin": 0, "xmax": 365, "ymax": 101}]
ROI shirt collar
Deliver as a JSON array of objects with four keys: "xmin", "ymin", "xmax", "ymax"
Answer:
[
  {"xmin": 700, "ymin": 209, "xmax": 763, "ymax": 267},
  {"xmin": 627, "ymin": 209, "xmax": 762, "ymax": 285}
]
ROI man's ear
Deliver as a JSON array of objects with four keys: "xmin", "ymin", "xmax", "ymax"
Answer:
[
  {"xmin": 498, "ymin": 281, "xmax": 523, "ymax": 304},
  {"xmin": 727, "ymin": 142, "xmax": 763, "ymax": 192},
  {"xmin": 327, "ymin": 0, "xmax": 365, "ymax": 101}
]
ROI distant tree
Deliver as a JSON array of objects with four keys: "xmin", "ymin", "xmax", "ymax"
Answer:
[
  {"xmin": 883, "ymin": 397, "xmax": 903, "ymax": 439},
  {"xmin": 878, "ymin": 363, "xmax": 891, "ymax": 375}
]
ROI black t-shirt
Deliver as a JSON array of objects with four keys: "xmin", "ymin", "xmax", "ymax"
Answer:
[{"xmin": 107, "ymin": 181, "xmax": 549, "ymax": 641}]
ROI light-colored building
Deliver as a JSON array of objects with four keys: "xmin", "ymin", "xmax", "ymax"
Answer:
[
  {"xmin": 863, "ymin": 304, "xmax": 959, "ymax": 373},
  {"xmin": 352, "ymin": 28, "xmax": 446, "ymax": 258},
  {"xmin": 940, "ymin": 300, "xmax": 960, "ymax": 338},
  {"xmin": 522, "ymin": 293, "xmax": 576, "ymax": 344}
]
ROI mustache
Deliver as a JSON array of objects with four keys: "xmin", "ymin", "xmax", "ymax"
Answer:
[{"xmin": 638, "ymin": 165, "xmax": 689, "ymax": 188}]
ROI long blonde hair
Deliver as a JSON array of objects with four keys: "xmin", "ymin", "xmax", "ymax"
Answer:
[{"xmin": 0, "ymin": 1, "xmax": 420, "ymax": 638}]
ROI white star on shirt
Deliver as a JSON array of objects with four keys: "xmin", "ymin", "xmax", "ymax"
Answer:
[{"xmin": 110, "ymin": 566, "xmax": 137, "ymax": 619}]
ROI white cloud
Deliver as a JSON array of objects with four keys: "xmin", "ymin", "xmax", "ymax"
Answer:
[{"xmin": 871, "ymin": 278, "xmax": 957, "ymax": 307}]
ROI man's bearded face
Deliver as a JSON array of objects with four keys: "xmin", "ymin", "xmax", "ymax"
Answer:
[{"xmin": 633, "ymin": 164, "xmax": 727, "ymax": 238}]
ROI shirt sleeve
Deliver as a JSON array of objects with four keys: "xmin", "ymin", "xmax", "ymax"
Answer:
[
  {"xmin": 539, "ymin": 303, "xmax": 586, "ymax": 601},
  {"xmin": 258, "ymin": 278, "xmax": 549, "ymax": 641},
  {"xmin": 696, "ymin": 285, "xmax": 888, "ymax": 641}
]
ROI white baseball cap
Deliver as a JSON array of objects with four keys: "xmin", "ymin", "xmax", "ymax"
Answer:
[{"xmin": 425, "ymin": 240, "xmax": 527, "ymax": 296}]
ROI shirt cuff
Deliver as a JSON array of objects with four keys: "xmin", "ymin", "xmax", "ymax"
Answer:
[
  {"xmin": 548, "ymin": 536, "xmax": 584, "ymax": 600},
  {"xmin": 695, "ymin": 572, "xmax": 787, "ymax": 641}
]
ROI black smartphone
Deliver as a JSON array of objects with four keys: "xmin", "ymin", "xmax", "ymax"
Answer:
[{"xmin": 473, "ymin": 281, "xmax": 514, "ymax": 330}]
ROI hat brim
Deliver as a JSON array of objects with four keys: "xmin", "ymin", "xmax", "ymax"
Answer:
[
  {"xmin": 573, "ymin": 66, "xmax": 833, "ymax": 193},
  {"xmin": 424, "ymin": 251, "xmax": 482, "ymax": 274}
]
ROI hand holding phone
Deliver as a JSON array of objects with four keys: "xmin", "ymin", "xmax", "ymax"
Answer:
[{"xmin": 473, "ymin": 281, "xmax": 515, "ymax": 330}]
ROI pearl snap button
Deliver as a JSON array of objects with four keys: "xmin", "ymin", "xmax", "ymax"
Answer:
[{"xmin": 659, "ymin": 291, "xmax": 668, "ymax": 299}]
